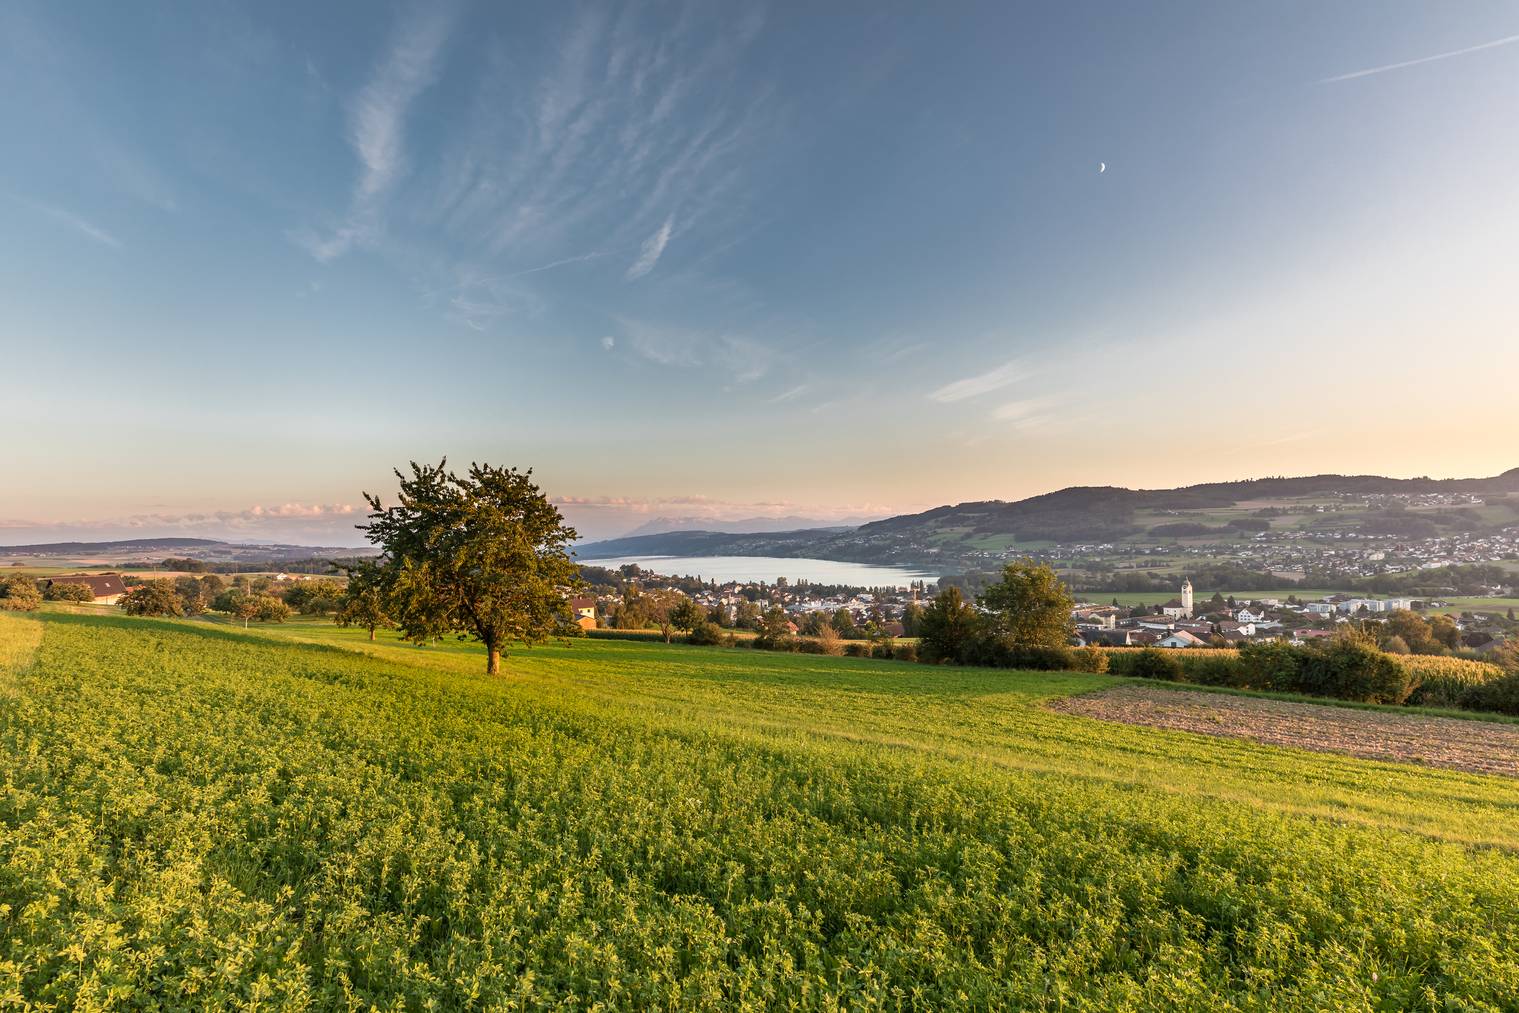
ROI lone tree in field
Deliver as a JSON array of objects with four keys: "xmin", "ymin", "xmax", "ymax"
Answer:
[
  {"xmin": 978, "ymin": 559, "xmax": 1074, "ymax": 650},
  {"xmin": 361, "ymin": 460, "xmax": 580, "ymax": 674},
  {"xmin": 335, "ymin": 563, "xmax": 397, "ymax": 641}
]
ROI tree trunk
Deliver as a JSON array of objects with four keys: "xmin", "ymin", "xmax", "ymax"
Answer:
[
  {"xmin": 487, "ymin": 645, "xmax": 501, "ymax": 675},
  {"xmin": 368, "ymin": 626, "xmax": 376, "ymax": 641}
]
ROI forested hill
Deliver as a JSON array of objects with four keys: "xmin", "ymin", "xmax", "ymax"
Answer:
[{"xmin": 576, "ymin": 469, "xmax": 1519, "ymax": 570}]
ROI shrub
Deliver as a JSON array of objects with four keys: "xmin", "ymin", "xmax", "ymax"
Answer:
[
  {"xmin": 44, "ymin": 582, "xmax": 94, "ymax": 603},
  {"xmin": 814, "ymin": 625, "xmax": 844, "ymax": 657},
  {"xmin": 892, "ymin": 642, "xmax": 918, "ymax": 663},
  {"xmin": 687, "ymin": 622, "xmax": 723, "ymax": 646},
  {"xmin": 1071, "ymin": 646, "xmax": 1108, "ymax": 674},
  {"xmin": 1462, "ymin": 672, "xmax": 1519, "ymax": 715},
  {"xmin": 1007, "ymin": 645, "xmax": 1079, "ymax": 671},
  {"xmin": 871, "ymin": 641, "xmax": 895, "ymax": 660},
  {"xmin": 1127, "ymin": 648, "xmax": 1184, "ymax": 681},
  {"xmin": 844, "ymin": 643, "xmax": 871, "ymax": 658},
  {"xmin": 1298, "ymin": 640, "xmax": 1411, "ymax": 704},
  {"xmin": 1238, "ymin": 641, "xmax": 1303, "ymax": 692},
  {"xmin": 0, "ymin": 576, "xmax": 42, "ymax": 612},
  {"xmin": 1185, "ymin": 653, "xmax": 1246, "ymax": 687}
]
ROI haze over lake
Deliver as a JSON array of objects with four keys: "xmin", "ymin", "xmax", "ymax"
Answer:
[{"xmin": 577, "ymin": 555, "xmax": 941, "ymax": 587}]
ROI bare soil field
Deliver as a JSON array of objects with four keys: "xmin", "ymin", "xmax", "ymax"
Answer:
[{"xmin": 1050, "ymin": 685, "xmax": 1519, "ymax": 777}]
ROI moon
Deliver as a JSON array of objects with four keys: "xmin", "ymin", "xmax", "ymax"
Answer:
[{"xmin": 1098, "ymin": 162, "xmax": 1106, "ymax": 174}]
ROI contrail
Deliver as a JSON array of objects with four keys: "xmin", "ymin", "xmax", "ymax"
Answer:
[{"xmin": 1320, "ymin": 32, "xmax": 1519, "ymax": 83}]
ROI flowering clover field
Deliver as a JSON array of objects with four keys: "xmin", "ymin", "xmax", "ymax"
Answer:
[{"xmin": 4, "ymin": 611, "xmax": 1519, "ymax": 1009}]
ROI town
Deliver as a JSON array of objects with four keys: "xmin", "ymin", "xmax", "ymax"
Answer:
[{"xmin": 578, "ymin": 564, "xmax": 1516, "ymax": 657}]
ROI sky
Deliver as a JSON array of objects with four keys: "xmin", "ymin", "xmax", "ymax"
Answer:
[{"xmin": 3, "ymin": 1, "xmax": 1518, "ymax": 545}]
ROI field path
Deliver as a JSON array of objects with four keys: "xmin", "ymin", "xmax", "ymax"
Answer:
[{"xmin": 1051, "ymin": 685, "xmax": 1519, "ymax": 777}]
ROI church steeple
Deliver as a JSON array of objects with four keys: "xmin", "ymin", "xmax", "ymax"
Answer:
[{"xmin": 1181, "ymin": 578, "xmax": 1194, "ymax": 618}]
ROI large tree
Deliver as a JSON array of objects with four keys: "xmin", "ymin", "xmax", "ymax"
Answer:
[
  {"xmin": 361, "ymin": 460, "xmax": 580, "ymax": 674},
  {"xmin": 978, "ymin": 559, "xmax": 1074, "ymax": 650}
]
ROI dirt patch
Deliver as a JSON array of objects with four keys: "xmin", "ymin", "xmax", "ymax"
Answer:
[{"xmin": 1049, "ymin": 685, "xmax": 1519, "ymax": 778}]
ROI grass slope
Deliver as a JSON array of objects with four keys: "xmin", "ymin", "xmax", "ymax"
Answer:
[{"xmin": 4, "ymin": 612, "xmax": 1519, "ymax": 1009}]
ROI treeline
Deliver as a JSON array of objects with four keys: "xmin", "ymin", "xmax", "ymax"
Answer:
[
  {"xmin": 155, "ymin": 556, "xmax": 363, "ymax": 575},
  {"xmin": 1348, "ymin": 564, "xmax": 1515, "ymax": 597}
]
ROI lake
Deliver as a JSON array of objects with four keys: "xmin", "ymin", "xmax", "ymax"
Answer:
[{"xmin": 577, "ymin": 554, "xmax": 941, "ymax": 587}]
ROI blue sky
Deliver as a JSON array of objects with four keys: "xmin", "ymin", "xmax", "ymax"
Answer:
[{"xmin": 3, "ymin": 2, "xmax": 1518, "ymax": 543}]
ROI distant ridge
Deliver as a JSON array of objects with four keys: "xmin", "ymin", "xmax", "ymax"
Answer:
[
  {"xmin": 617, "ymin": 515, "xmax": 876, "ymax": 538},
  {"xmin": 577, "ymin": 469, "xmax": 1519, "ymax": 570},
  {"xmin": 0, "ymin": 537, "xmax": 375, "ymax": 561},
  {"xmin": 0, "ymin": 537, "xmax": 222, "ymax": 554}
]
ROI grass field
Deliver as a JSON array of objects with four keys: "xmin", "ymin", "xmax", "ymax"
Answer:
[{"xmin": 6, "ymin": 611, "xmax": 1519, "ymax": 1008}]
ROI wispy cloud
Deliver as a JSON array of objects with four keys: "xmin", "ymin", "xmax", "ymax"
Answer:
[
  {"xmin": 769, "ymin": 383, "xmax": 810, "ymax": 403},
  {"xmin": 351, "ymin": 11, "xmax": 455, "ymax": 201},
  {"xmin": 296, "ymin": 4, "xmax": 456, "ymax": 261},
  {"xmin": 616, "ymin": 317, "xmax": 776, "ymax": 384},
  {"xmin": 928, "ymin": 358, "xmax": 1029, "ymax": 402},
  {"xmin": 626, "ymin": 216, "xmax": 674, "ymax": 278},
  {"xmin": 1319, "ymin": 32, "xmax": 1519, "ymax": 84},
  {"xmin": 12, "ymin": 195, "xmax": 122, "ymax": 248},
  {"xmin": 990, "ymin": 396, "xmax": 1059, "ymax": 429}
]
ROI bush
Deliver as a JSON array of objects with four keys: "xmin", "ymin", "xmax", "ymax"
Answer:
[
  {"xmin": 1127, "ymin": 648, "xmax": 1184, "ymax": 681},
  {"xmin": 687, "ymin": 622, "xmax": 723, "ymax": 646},
  {"xmin": 871, "ymin": 641, "xmax": 895, "ymax": 660},
  {"xmin": 1071, "ymin": 646, "xmax": 1108, "ymax": 674},
  {"xmin": 1184, "ymin": 654, "xmax": 1245, "ymax": 686},
  {"xmin": 1462, "ymin": 672, "xmax": 1519, "ymax": 715},
  {"xmin": 844, "ymin": 643, "xmax": 871, "ymax": 658},
  {"xmin": 1297, "ymin": 640, "xmax": 1411, "ymax": 704},
  {"xmin": 1007, "ymin": 645, "xmax": 1079, "ymax": 671},
  {"xmin": 814, "ymin": 626, "xmax": 844, "ymax": 657},
  {"xmin": 892, "ymin": 642, "xmax": 918, "ymax": 663},
  {"xmin": 44, "ymin": 582, "xmax": 95, "ymax": 603},
  {"xmin": 1236, "ymin": 641, "xmax": 1303, "ymax": 692},
  {"xmin": 0, "ymin": 576, "xmax": 42, "ymax": 612}
]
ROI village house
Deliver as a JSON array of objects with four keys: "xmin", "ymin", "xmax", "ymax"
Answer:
[
  {"xmin": 44, "ymin": 573, "xmax": 127, "ymax": 605},
  {"xmin": 569, "ymin": 596, "xmax": 598, "ymax": 631}
]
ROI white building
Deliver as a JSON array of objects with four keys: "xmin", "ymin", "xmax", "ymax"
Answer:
[{"xmin": 1181, "ymin": 578, "xmax": 1194, "ymax": 618}]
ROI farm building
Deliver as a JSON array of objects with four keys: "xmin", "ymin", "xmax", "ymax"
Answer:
[
  {"xmin": 569, "ymin": 596, "xmax": 597, "ymax": 631},
  {"xmin": 45, "ymin": 573, "xmax": 127, "ymax": 604}
]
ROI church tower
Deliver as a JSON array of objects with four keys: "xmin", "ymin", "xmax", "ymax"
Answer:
[{"xmin": 1181, "ymin": 578, "xmax": 1194, "ymax": 618}]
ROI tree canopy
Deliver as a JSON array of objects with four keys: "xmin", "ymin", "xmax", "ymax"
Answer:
[
  {"xmin": 978, "ymin": 559, "xmax": 1074, "ymax": 650},
  {"xmin": 121, "ymin": 579, "xmax": 184, "ymax": 618},
  {"xmin": 360, "ymin": 460, "xmax": 580, "ymax": 674}
]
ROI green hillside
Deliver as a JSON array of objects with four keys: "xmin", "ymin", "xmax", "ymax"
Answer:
[
  {"xmin": 5, "ymin": 611, "xmax": 1519, "ymax": 1008},
  {"xmin": 577, "ymin": 468, "xmax": 1519, "ymax": 572}
]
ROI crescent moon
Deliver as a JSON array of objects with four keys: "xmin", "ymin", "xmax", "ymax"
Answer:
[{"xmin": 1099, "ymin": 162, "xmax": 1106, "ymax": 173}]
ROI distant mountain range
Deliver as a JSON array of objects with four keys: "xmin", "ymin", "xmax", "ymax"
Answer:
[
  {"xmin": 615, "ymin": 515, "xmax": 877, "ymax": 538},
  {"xmin": 577, "ymin": 470, "xmax": 1519, "ymax": 572},
  {"xmin": 0, "ymin": 537, "xmax": 375, "ymax": 562}
]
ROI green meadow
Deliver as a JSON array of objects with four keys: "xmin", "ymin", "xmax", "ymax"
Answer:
[{"xmin": 5, "ymin": 610, "xmax": 1519, "ymax": 1009}]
